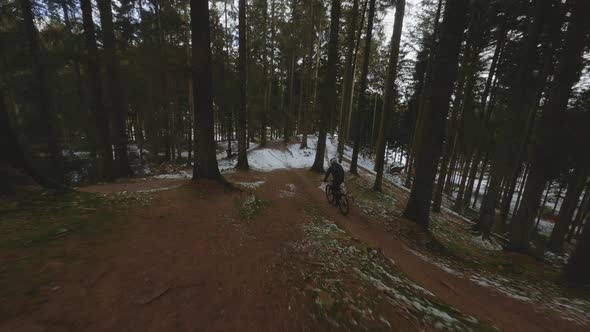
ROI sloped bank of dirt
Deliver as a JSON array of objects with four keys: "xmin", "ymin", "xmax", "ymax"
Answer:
[{"xmin": 292, "ymin": 169, "xmax": 589, "ymax": 332}]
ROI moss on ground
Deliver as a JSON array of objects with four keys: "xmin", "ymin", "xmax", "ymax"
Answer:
[{"xmin": 237, "ymin": 192, "xmax": 270, "ymax": 220}]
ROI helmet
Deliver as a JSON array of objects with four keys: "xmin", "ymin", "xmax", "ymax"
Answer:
[{"xmin": 330, "ymin": 158, "xmax": 338, "ymax": 165}]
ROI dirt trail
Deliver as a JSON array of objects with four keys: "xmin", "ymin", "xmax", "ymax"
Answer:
[
  {"xmin": 291, "ymin": 169, "xmax": 585, "ymax": 332},
  {"xmin": 1, "ymin": 169, "xmax": 586, "ymax": 331},
  {"xmin": 2, "ymin": 172, "xmax": 315, "ymax": 331}
]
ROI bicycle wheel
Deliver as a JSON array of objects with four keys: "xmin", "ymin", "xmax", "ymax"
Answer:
[
  {"xmin": 338, "ymin": 195, "xmax": 350, "ymax": 215},
  {"xmin": 325, "ymin": 185, "xmax": 335, "ymax": 204}
]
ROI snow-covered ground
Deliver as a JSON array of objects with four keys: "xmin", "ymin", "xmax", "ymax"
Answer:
[
  {"xmin": 247, "ymin": 138, "xmax": 317, "ymax": 170},
  {"xmin": 217, "ymin": 135, "xmax": 336, "ymax": 172}
]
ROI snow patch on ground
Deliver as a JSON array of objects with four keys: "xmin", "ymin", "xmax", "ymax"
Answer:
[
  {"xmin": 246, "ymin": 138, "xmax": 317, "ymax": 171},
  {"xmin": 469, "ymin": 235, "xmax": 503, "ymax": 251},
  {"xmin": 136, "ymin": 186, "xmax": 182, "ymax": 193},
  {"xmin": 544, "ymin": 250, "xmax": 569, "ymax": 266},
  {"xmin": 154, "ymin": 171, "xmax": 191, "ymax": 179},
  {"xmin": 280, "ymin": 183, "xmax": 297, "ymax": 198},
  {"xmin": 536, "ymin": 219, "xmax": 555, "ymax": 237},
  {"xmin": 236, "ymin": 181, "xmax": 265, "ymax": 190}
]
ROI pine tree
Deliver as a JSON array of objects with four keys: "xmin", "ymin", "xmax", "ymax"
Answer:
[
  {"xmin": 81, "ymin": 0, "xmax": 113, "ymax": 180},
  {"xmin": 0, "ymin": 91, "xmax": 64, "ymax": 190},
  {"xmin": 190, "ymin": 0, "xmax": 224, "ymax": 180},
  {"xmin": 549, "ymin": 167, "xmax": 589, "ymax": 253},
  {"xmin": 374, "ymin": 0, "xmax": 405, "ymax": 191},
  {"xmin": 237, "ymin": 0, "xmax": 250, "ymax": 170},
  {"xmin": 509, "ymin": 0, "xmax": 590, "ymax": 252},
  {"xmin": 565, "ymin": 216, "xmax": 590, "ymax": 284},
  {"xmin": 349, "ymin": 0, "xmax": 376, "ymax": 175},
  {"xmin": 475, "ymin": 0, "xmax": 553, "ymax": 237},
  {"xmin": 19, "ymin": 0, "xmax": 61, "ymax": 179},
  {"xmin": 311, "ymin": 0, "xmax": 341, "ymax": 173},
  {"xmin": 337, "ymin": 0, "xmax": 360, "ymax": 162},
  {"xmin": 403, "ymin": 0, "xmax": 470, "ymax": 229},
  {"xmin": 97, "ymin": 0, "xmax": 132, "ymax": 177}
]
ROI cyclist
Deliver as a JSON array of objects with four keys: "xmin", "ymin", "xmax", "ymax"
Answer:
[{"xmin": 323, "ymin": 158, "xmax": 345, "ymax": 199}]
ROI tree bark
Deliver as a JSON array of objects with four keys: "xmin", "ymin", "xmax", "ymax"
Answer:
[
  {"xmin": 405, "ymin": 0, "xmax": 443, "ymax": 188},
  {"xmin": 20, "ymin": 0, "xmax": 61, "ymax": 178},
  {"xmin": 564, "ymin": 214, "xmax": 590, "ymax": 284},
  {"xmin": 472, "ymin": 151, "xmax": 489, "ymax": 208},
  {"xmin": 1, "ymin": 91, "xmax": 66, "ymax": 190},
  {"xmin": 374, "ymin": 0, "xmax": 405, "ymax": 191},
  {"xmin": 403, "ymin": 0, "xmax": 469, "ymax": 229},
  {"xmin": 260, "ymin": 0, "xmax": 269, "ymax": 147},
  {"xmin": 81, "ymin": 0, "xmax": 113, "ymax": 180},
  {"xmin": 349, "ymin": 0, "xmax": 376, "ymax": 175},
  {"xmin": 190, "ymin": 0, "xmax": 223, "ymax": 180},
  {"xmin": 568, "ymin": 182, "xmax": 590, "ymax": 242},
  {"xmin": 311, "ymin": 0, "xmax": 341, "ymax": 172},
  {"xmin": 509, "ymin": 0, "xmax": 590, "ymax": 252},
  {"xmin": 237, "ymin": 0, "xmax": 249, "ymax": 170},
  {"xmin": 300, "ymin": 0, "xmax": 316, "ymax": 150},
  {"xmin": 97, "ymin": 0, "xmax": 132, "ymax": 177},
  {"xmin": 337, "ymin": 0, "xmax": 360, "ymax": 162},
  {"xmin": 548, "ymin": 167, "xmax": 589, "ymax": 253},
  {"xmin": 476, "ymin": 0, "xmax": 552, "ymax": 236}
]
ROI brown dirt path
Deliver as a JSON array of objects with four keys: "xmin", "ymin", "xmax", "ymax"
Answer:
[
  {"xmin": 1, "ymin": 172, "xmax": 315, "ymax": 331},
  {"xmin": 291, "ymin": 169, "xmax": 586, "ymax": 332},
  {"xmin": 1, "ymin": 169, "xmax": 586, "ymax": 331}
]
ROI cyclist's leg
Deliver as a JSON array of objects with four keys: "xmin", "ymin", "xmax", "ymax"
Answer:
[{"xmin": 333, "ymin": 180, "xmax": 341, "ymax": 200}]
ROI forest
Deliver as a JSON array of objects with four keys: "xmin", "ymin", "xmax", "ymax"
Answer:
[{"xmin": 1, "ymin": 0, "xmax": 590, "ymax": 330}]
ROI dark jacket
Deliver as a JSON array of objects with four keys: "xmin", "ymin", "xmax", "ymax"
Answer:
[{"xmin": 324, "ymin": 163, "xmax": 344, "ymax": 183}]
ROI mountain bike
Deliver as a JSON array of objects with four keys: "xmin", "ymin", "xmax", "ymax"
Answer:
[{"xmin": 324, "ymin": 182, "xmax": 350, "ymax": 216}]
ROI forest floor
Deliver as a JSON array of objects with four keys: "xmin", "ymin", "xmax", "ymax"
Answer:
[{"xmin": 1, "ymin": 143, "xmax": 590, "ymax": 331}]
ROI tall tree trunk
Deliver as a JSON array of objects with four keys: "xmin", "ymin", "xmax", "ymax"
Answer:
[
  {"xmin": 349, "ymin": 0, "xmax": 376, "ymax": 175},
  {"xmin": 81, "ymin": 0, "xmax": 113, "ymax": 180},
  {"xmin": 451, "ymin": 2, "xmax": 488, "ymax": 212},
  {"xmin": 267, "ymin": 0, "xmax": 276, "ymax": 143},
  {"xmin": 97, "ymin": 0, "xmax": 132, "ymax": 177},
  {"xmin": 405, "ymin": 0, "xmax": 443, "ymax": 188},
  {"xmin": 403, "ymin": 0, "xmax": 469, "ymax": 228},
  {"xmin": 432, "ymin": 119, "xmax": 459, "ymax": 211},
  {"xmin": 224, "ymin": 0, "xmax": 232, "ymax": 158},
  {"xmin": 260, "ymin": 0, "xmax": 269, "ymax": 147},
  {"xmin": 476, "ymin": 0, "xmax": 552, "ymax": 236},
  {"xmin": 461, "ymin": 15, "xmax": 508, "ymax": 208},
  {"xmin": 472, "ymin": 151, "xmax": 489, "ymax": 208},
  {"xmin": 568, "ymin": 182, "xmax": 590, "ymax": 242},
  {"xmin": 0, "ymin": 91, "xmax": 65, "ymax": 190},
  {"xmin": 548, "ymin": 167, "xmax": 589, "ymax": 253},
  {"xmin": 564, "ymin": 213, "xmax": 590, "ymax": 284},
  {"xmin": 337, "ymin": 0, "xmax": 360, "ymax": 162},
  {"xmin": 285, "ymin": 52, "xmax": 295, "ymax": 142},
  {"xmin": 497, "ymin": 163, "xmax": 524, "ymax": 232},
  {"xmin": 512, "ymin": 164, "xmax": 530, "ymax": 216},
  {"xmin": 312, "ymin": 0, "xmax": 341, "ymax": 172},
  {"xmin": 237, "ymin": 0, "xmax": 249, "ymax": 170},
  {"xmin": 154, "ymin": 0, "xmax": 172, "ymax": 163},
  {"xmin": 453, "ymin": 156, "xmax": 473, "ymax": 212},
  {"xmin": 374, "ymin": 0, "xmax": 405, "ymax": 191},
  {"xmin": 190, "ymin": 0, "xmax": 223, "ymax": 181},
  {"xmin": 509, "ymin": 0, "xmax": 589, "ymax": 252},
  {"xmin": 300, "ymin": 0, "xmax": 315, "ymax": 150},
  {"xmin": 20, "ymin": 0, "xmax": 61, "ymax": 178}
]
